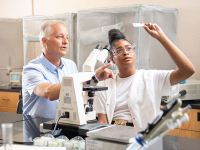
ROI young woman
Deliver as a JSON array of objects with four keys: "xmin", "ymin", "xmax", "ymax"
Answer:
[{"xmin": 94, "ymin": 23, "xmax": 195, "ymax": 129}]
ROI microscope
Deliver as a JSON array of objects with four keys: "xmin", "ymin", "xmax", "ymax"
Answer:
[
  {"xmin": 126, "ymin": 98, "xmax": 191, "ymax": 150},
  {"xmin": 55, "ymin": 44, "xmax": 110, "ymax": 126}
]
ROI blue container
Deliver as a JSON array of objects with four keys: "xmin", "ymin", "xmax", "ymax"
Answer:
[{"xmin": 180, "ymin": 80, "xmax": 186, "ymax": 84}]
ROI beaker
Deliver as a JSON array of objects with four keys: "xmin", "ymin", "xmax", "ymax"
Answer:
[{"xmin": 1, "ymin": 123, "xmax": 13, "ymax": 150}]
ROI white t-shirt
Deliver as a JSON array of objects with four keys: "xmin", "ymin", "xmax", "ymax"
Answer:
[{"xmin": 113, "ymin": 74, "xmax": 134, "ymax": 122}]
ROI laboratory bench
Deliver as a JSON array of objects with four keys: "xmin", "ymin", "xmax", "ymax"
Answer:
[
  {"xmin": 0, "ymin": 86, "xmax": 21, "ymax": 92},
  {"xmin": 0, "ymin": 112, "xmax": 200, "ymax": 150},
  {"xmin": 0, "ymin": 86, "xmax": 21, "ymax": 113}
]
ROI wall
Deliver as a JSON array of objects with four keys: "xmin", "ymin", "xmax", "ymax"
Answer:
[
  {"xmin": 0, "ymin": 0, "xmax": 32, "ymax": 18},
  {"xmin": 0, "ymin": 0, "xmax": 199, "ymax": 84}
]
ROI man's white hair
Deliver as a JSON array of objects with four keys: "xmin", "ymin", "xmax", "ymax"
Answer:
[{"xmin": 39, "ymin": 20, "xmax": 66, "ymax": 50}]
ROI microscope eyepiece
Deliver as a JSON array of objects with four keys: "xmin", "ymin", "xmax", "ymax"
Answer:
[
  {"xmin": 103, "ymin": 45, "xmax": 110, "ymax": 50},
  {"xmin": 95, "ymin": 44, "xmax": 102, "ymax": 50}
]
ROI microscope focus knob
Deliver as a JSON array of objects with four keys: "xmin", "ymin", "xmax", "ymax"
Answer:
[
  {"xmin": 88, "ymin": 99, "xmax": 94, "ymax": 105},
  {"xmin": 88, "ymin": 91, "xmax": 95, "ymax": 97},
  {"xmin": 86, "ymin": 107, "xmax": 90, "ymax": 112},
  {"xmin": 85, "ymin": 104, "xmax": 90, "ymax": 113}
]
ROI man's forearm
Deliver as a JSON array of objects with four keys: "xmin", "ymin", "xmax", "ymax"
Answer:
[
  {"xmin": 34, "ymin": 82, "xmax": 61, "ymax": 101},
  {"xmin": 45, "ymin": 83, "xmax": 61, "ymax": 101}
]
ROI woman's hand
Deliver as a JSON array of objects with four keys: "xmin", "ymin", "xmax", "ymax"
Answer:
[
  {"xmin": 95, "ymin": 63, "xmax": 115, "ymax": 81},
  {"xmin": 142, "ymin": 22, "xmax": 164, "ymax": 40},
  {"xmin": 141, "ymin": 22, "xmax": 195, "ymax": 85}
]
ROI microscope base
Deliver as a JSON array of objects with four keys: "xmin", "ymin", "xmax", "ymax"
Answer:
[{"xmin": 42, "ymin": 120, "xmax": 111, "ymax": 139}]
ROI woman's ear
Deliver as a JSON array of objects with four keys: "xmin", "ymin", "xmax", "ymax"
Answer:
[{"xmin": 110, "ymin": 56, "xmax": 115, "ymax": 64}]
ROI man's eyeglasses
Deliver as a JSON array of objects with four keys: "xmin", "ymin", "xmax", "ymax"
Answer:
[{"xmin": 112, "ymin": 46, "xmax": 135, "ymax": 57}]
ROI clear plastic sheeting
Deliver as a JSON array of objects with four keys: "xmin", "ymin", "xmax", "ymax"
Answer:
[
  {"xmin": 23, "ymin": 14, "xmax": 76, "ymax": 65},
  {"xmin": 80, "ymin": 22, "xmax": 125, "ymax": 45},
  {"xmin": 0, "ymin": 19, "xmax": 23, "ymax": 84},
  {"xmin": 139, "ymin": 5, "xmax": 177, "ymax": 70},
  {"xmin": 77, "ymin": 5, "xmax": 177, "ymax": 72}
]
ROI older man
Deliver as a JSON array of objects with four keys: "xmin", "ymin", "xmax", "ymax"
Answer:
[{"xmin": 22, "ymin": 20, "xmax": 113, "ymax": 119}]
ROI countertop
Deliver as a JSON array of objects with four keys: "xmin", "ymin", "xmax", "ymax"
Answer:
[{"xmin": 0, "ymin": 86, "xmax": 21, "ymax": 92}]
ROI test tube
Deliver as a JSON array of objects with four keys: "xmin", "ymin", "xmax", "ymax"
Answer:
[
  {"xmin": 48, "ymin": 139, "xmax": 59, "ymax": 147},
  {"xmin": 70, "ymin": 136, "xmax": 83, "ymax": 149},
  {"xmin": 56, "ymin": 135, "xmax": 69, "ymax": 147},
  {"xmin": 78, "ymin": 140, "xmax": 85, "ymax": 150},
  {"xmin": 33, "ymin": 137, "xmax": 45, "ymax": 147},
  {"xmin": 63, "ymin": 141, "xmax": 74, "ymax": 150},
  {"xmin": 40, "ymin": 134, "xmax": 54, "ymax": 146},
  {"xmin": 1, "ymin": 123, "xmax": 13, "ymax": 150}
]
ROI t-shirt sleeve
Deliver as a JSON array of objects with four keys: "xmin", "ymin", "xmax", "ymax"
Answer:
[
  {"xmin": 23, "ymin": 66, "xmax": 49, "ymax": 98},
  {"xmin": 153, "ymin": 70, "xmax": 179, "ymax": 96},
  {"xmin": 93, "ymin": 82, "xmax": 107, "ymax": 114}
]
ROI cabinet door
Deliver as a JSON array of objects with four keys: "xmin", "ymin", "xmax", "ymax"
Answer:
[
  {"xmin": 0, "ymin": 91, "xmax": 20, "ymax": 108},
  {"xmin": 0, "ymin": 107, "xmax": 17, "ymax": 113},
  {"xmin": 180, "ymin": 109, "xmax": 200, "ymax": 132},
  {"xmin": 168, "ymin": 129, "xmax": 200, "ymax": 139},
  {"xmin": 167, "ymin": 109, "xmax": 200, "ymax": 139}
]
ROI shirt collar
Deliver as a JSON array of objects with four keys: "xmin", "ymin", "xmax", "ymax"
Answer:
[
  {"xmin": 40, "ymin": 53, "xmax": 64, "ymax": 73},
  {"xmin": 59, "ymin": 58, "xmax": 64, "ymax": 69}
]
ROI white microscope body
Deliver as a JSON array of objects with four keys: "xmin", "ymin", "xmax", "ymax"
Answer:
[{"xmin": 56, "ymin": 45, "xmax": 109, "ymax": 125}]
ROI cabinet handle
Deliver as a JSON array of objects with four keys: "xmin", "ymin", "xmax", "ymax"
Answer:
[{"xmin": 2, "ymin": 99, "xmax": 10, "ymax": 101}]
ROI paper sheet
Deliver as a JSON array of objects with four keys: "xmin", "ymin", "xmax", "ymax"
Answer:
[{"xmin": 132, "ymin": 23, "xmax": 144, "ymax": 27}]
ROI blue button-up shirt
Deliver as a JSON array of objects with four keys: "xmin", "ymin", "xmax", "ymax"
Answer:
[{"xmin": 22, "ymin": 53, "xmax": 78, "ymax": 119}]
